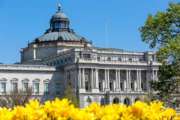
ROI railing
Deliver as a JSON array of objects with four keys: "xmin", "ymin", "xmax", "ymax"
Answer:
[
  {"xmin": 78, "ymin": 58, "xmax": 161, "ymax": 66},
  {"xmin": 78, "ymin": 58, "xmax": 149, "ymax": 65},
  {"xmin": 0, "ymin": 64, "xmax": 56, "ymax": 71}
]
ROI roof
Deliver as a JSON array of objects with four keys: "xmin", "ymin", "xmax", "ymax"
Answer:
[
  {"xmin": 37, "ymin": 31, "xmax": 86, "ymax": 41},
  {"xmin": 52, "ymin": 12, "xmax": 68, "ymax": 20}
]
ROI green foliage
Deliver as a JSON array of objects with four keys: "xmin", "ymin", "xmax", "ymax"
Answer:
[
  {"xmin": 157, "ymin": 36, "xmax": 180, "ymax": 62},
  {"xmin": 140, "ymin": 3, "xmax": 180, "ymax": 48},
  {"xmin": 140, "ymin": 2, "xmax": 180, "ymax": 105},
  {"xmin": 150, "ymin": 63, "xmax": 176, "ymax": 101},
  {"xmin": 64, "ymin": 83, "xmax": 79, "ymax": 107}
]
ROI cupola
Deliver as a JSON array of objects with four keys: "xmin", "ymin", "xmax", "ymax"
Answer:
[{"xmin": 49, "ymin": 3, "xmax": 70, "ymax": 32}]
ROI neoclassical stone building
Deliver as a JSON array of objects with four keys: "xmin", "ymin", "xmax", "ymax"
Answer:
[{"xmin": 0, "ymin": 4, "xmax": 161, "ymax": 107}]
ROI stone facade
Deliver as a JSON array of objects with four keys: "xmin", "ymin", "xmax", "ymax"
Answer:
[{"xmin": 0, "ymin": 65, "xmax": 63, "ymax": 101}]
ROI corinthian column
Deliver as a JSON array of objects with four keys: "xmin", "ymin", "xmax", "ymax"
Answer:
[
  {"xmin": 92, "ymin": 68, "xmax": 99, "ymax": 92},
  {"xmin": 95, "ymin": 69, "xmax": 99, "ymax": 89},
  {"xmin": 105, "ymin": 69, "xmax": 110, "ymax": 91},
  {"xmin": 82, "ymin": 68, "xmax": 85, "ymax": 89},
  {"xmin": 79, "ymin": 68, "xmax": 85, "ymax": 93},
  {"xmin": 115, "ymin": 69, "xmax": 120, "ymax": 92},
  {"xmin": 91, "ymin": 68, "xmax": 94, "ymax": 89},
  {"xmin": 78, "ymin": 68, "xmax": 81, "ymax": 88}
]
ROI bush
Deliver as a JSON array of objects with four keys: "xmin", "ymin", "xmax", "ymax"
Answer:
[{"xmin": 0, "ymin": 98, "xmax": 179, "ymax": 120}]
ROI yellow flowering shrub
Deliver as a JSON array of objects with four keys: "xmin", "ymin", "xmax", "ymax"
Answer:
[{"xmin": 0, "ymin": 98, "xmax": 179, "ymax": 120}]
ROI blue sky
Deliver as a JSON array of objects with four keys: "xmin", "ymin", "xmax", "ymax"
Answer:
[{"xmin": 0, "ymin": 0, "xmax": 179, "ymax": 64}]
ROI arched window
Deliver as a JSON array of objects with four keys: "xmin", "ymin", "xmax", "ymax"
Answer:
[
  {"xmin": 87, "ymin": 96, "xmax": 92, "ymax": 104},
  {"xmin": 107, "ymin": 57, "xmax": 111, "ymax": 61},
  {"xmin": 118, "ymin": 57, "xmax": 122, "ymax": 61},
  {"xmin": 113, "ymin": 97, "xmax": 120, "ymax": 104},
  {"xmin": 124, "ymin": 98, "xmax": 131, "ymax": 105},
  {"xmin": 100, "ymin": 98, "xmax": 106, "ymax": 105}
]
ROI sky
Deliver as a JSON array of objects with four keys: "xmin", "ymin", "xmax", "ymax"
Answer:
[{"xmin": 0, "ymin": 0, "xmax": 179, "ymax": 64}]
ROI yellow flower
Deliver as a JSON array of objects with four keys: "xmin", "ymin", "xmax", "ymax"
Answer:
[{"xmin": 0, "ymin": 99, "xmax": 179, "ymax": 120}]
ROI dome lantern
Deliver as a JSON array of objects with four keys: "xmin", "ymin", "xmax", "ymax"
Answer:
[{"xmin": 50, "ymin": 3, "xmax": 70, "ymax": 32}]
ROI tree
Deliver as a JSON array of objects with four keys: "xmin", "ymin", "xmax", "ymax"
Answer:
[
  {"xmin": 140, "ymin": 2, "xmax": 180, "ymax": 105},
  {"xmin": 64, "ymin": 83, "xmax": 79, "ymax": 107},
  {"xmin": 150, "ymin": 63, "xmax": 176, "ymax": 101},
  {"xmin": 140, "ymin": 3, "xmax": 180, "ymax": 49}
]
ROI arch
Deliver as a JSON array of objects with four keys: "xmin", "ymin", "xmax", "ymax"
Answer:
[
  {"xmin": 113, "ymin": 97, "xmax": 120, "ymax": 104},
  {"xmin": 33, "ymin": 79, "xmax": 40, "ymax": 83},
  {"xmin": 86, "ymin": 96, "xmax": 92, "ymax": 103},
  {"xmin": 43, "ymin": 79, "xmax": 50, "ymax": 83},
  {"xmin": 124, "ymin": 97, "xmax": 131, "ymax": 105},
  {"xmin": 22, "ymin": 78, "xmax": 29, "ymax": 82},
  {"xmin": 134, "ymin": 97, "xmax": 141, "ymax": 102},
  {"xmin": 11, "ymin": 78, "xmax": 18, "ymax": 82},
  {"xmin": 0, "ymin": 78, "xmax": 7, "ymax": 81},
  {"xmin": 100, "ymin": 98, "xmax": 106, "ymax": 105}
]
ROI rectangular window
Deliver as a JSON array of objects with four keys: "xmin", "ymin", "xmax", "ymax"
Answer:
[
  {"xmin": 99, "ymin": 82, "xmax": 103, "ymax": 92},
  {"xmin": 44, "ymin": 83, "xmax": 49, "ymax": 95},
  {"xmin": 54, "ymin": 23, "xmax": 61, "ymax": 29},
  {"xmin": 131, "ymin": 82, "xmax": 135, "ymax": 91},
  {"xmin": 120, "ymin": 82, "xmax": 124, "ymax": 91},
  {"xmin": 83, "ymin": 54, "xmax": 91, "ymax": 59},
  {"xmin": 12, "ymin": 82, "xmax": 18, "ymax": 92},
  {"xmin": 141, "ymin": 70, "xmax": 147, "ymax": 91},
  {"xmin": 110, "ymin": 82, "xmax": 114, "ymax": 91},
  {"xmin": 131, "ymin": 70, "xmax": 137, "ymax": 81},
  {"xmin": 55, "ymin": 83, "xmax": 61, "ymax": 95},
  {"xmin": 120, "ymin": 70, "xmax": 127, "ymax": 81},
  {"xmin": 85, "ymin": 81, "xmax": 90, "ymax": 91},
  {"xmin": 23, "ymin": 82, "xmax": 28, "ymax": 92},
  {"xmin": 33, "ymin": 83, "xmax": 39, "ymax": 94},
  {"xmin": 0, "ymin": 82, "xmax": 6, "ymax": 94},
  {"xmin": 85, "ymin": 71, "xmax": 91, "ymax": 92},
  {"xmin": 97, "ymin": 56, "xmax": 101, "ymax": 61}
]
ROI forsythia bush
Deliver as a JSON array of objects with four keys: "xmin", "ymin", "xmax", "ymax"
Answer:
[{"xmin": 0, "ymin": 98, "xmax": 179, "ymax": 120}]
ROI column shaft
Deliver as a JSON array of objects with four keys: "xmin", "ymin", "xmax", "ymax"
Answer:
[
  {"xmin": 107, "ymin": 69, "xmax": 110, "ymax": 89},
  {"xmin": 119, "ymin": 70, "xmax": 121, "ymax": 90},
  {"xmin": 91, "ymin": 68, "xmax": 94, "ymax": 89},
  {"xmin": 115, "ymin": 70, "xmax": 118, "ymax": 90},
  {"xmin": 82, "ymin": 68, "xmax": 85, "ymax": 88},
  {"xmin": 125, "ymin": 70, "xmax": 128, "ymax": 91},
  {"xmin": 139, "ymin": 70, "xmax": 142, "ymax": 91},
  {"xmin": 78, "ymin": 68, "xmax": 81, "ymax": 88},
  {"xmin": 95, "ymin": 69, "xmax": 99, "ymax": 89}
]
